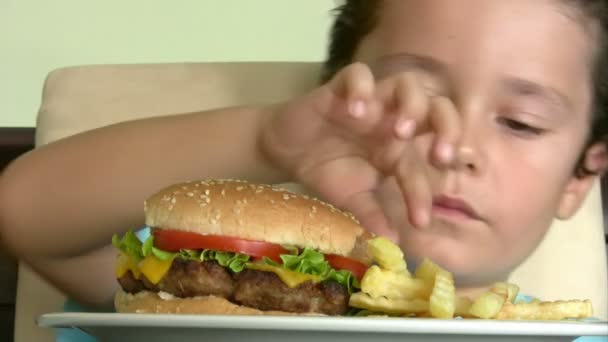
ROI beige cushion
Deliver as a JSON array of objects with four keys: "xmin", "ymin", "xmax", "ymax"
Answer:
[{"xmin": 17, "ymin": 62, "xmax": 608, "ymax": 341}]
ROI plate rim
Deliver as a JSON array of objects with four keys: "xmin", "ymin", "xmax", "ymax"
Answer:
[{"xmin": 37, "ymin": 312, "xmax": 608, "ymax": 337}]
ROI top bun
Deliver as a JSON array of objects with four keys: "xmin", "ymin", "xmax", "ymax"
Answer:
[{"xmin": 145, "ymin": 180, "xmax": 372, "ymax": 263}]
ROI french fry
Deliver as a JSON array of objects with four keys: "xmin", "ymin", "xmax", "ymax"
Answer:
[
  {"xmin": 349, "ymin": 292, "xmax": 429, "ymax": 315},
  {"xmin": 415, "ymin": 258, "xmax": 445, "ymax": 285},
  {"xmin": 455, "ymin": 297, "xmax": 474, "ymax": 318},
  {"xmin": 352, "ymin": 238, "xmax": 595, "ymax": 321},
  {"xmin": 495, "ymin": 300, "xmax": 593, "ymax": 320},
  {"xmin": 361, "ymin": 266, "xmax": 430, "ymax": 300},
  {"xmin": 429, "ymin": 269, "xmax": 456, "ymax": 318},
  {"xmin": 469, "ymin": 291, "xmax": 505, "ymax": 319},
  {"xmin": 491, "ymin": 282, "xmax": 520, "ymax": 303},
  {"xmin": 368, "ymin": 237, "xmax": 408, "ymax": 274}
]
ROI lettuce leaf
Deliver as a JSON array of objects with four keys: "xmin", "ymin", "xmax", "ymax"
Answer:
[
  {"xmin": 273, "ymin": 247, "xmax": 360, "ymax": 293},
  {"xmin": 112, "ymin": 231, "xmax": 360, "ymax": 292},
  {"xmin": 112, "ymin": 231, "xmax": 145, "ymax": 262},
  {"xmin": 113, "ymin": 233, "xmax": 250, "ymax": 273},
  {"xmin": 203, "ymin": 250, "xmax": 250, "ymax": 272}
]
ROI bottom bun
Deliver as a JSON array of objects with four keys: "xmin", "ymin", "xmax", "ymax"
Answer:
[{"xmin": 114, "ymin": 289, "xmax": 323, "ymax": 316}]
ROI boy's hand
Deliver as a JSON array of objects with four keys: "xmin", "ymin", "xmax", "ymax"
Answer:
[{"xmin": 261, "ymin": 62, "xmax": 461, "ymax": 241}]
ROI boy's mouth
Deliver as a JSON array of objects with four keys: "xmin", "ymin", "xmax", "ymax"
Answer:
[{"xmin": 432, "ymin": 195, "xmax": 481, "ymax": 221}]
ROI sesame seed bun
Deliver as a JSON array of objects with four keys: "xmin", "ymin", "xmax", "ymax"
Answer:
[
  {"xmin": 144, "ymin": 179, "xmax": 373, "ymax": 263},
  {"xmin": 114, "ymin": 289, "xmax": 322, "ymax": 315}
]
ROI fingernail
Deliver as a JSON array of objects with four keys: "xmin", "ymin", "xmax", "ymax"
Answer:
[
  {"xmin": 416, "ymin": 210, "xmax": 430, "ymax": 228},
  {"xmin": 411, "ymin": 209, "xmax": 429, "ymax": 229},
  {"xmin": 349, "ymin": 100, "xmax": 366, "ymax": 118},
  {"xmin": 437, "ymin": 142, "xmax": 453, "ymax": 162},
  {"xmin": 395, "ymin": 119, "xmax": 416, "ymax": 139}
]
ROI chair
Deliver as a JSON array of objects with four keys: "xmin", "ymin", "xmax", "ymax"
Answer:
[{"xmin": 14, "ymin": 62, "xmax": 608, "ymax": 342}]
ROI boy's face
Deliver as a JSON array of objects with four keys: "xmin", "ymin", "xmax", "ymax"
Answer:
[{"xmin": 354, "ymin": 0, "xmax": 599, "ymax": 286}]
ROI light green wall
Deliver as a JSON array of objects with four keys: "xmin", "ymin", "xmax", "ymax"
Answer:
[{"xmin": 1, "ymin": 0, "xmax": 334, "ymax": 127}]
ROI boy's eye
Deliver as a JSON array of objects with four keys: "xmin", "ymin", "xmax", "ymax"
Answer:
[{"xmin": 498, "ymin": 118, "xmax": 544, "ymax": 136}]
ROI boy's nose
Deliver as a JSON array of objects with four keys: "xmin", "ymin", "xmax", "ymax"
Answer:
[
  {"xmin": 451, "ymin": 121, "xmax": 485, "ymax": 174},
  {"xmin": 454, "ymin": 144, "xmax": 479, "ymax": 173}
]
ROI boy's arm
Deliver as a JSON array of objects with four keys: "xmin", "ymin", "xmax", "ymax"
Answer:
[
  {"xmin": 0, "ymin": 63, "xmax": 459, "ymax": 308},
  {"xmin": 0, "ymin": 105, "xmax": 283, "ymax": 306}
]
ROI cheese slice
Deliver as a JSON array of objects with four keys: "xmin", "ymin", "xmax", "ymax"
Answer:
[
  {"xmin": 138, "ymin": 255, "xmax": 175, "ymax": 284},
  {"xmin": 115, "ymin": 252, "xmax": 174, "ymax": 285},
  {"xmin": 115, "ymin": 252, "xmax": 142, "ymax": 279},
  {"xmin": 246, "ymin": 263, "xmax": 321, "ymax": 288}
]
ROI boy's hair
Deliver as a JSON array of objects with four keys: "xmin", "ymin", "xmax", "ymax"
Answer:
[{"xmin": 322, "ymin": 0, "xmax": 608, "ymax": 177}]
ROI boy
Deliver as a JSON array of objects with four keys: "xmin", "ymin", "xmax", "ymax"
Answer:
[{"xmin": 0, "ymin": 0, "xmax": 607, "ymax": 337}]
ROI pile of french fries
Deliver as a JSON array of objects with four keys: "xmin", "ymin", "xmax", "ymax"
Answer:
[{"xmin": 349, "ymin": 237, "xmax": 593, "ymax": 320}]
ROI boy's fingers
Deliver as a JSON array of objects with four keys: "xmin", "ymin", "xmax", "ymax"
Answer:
[
  {"xmin": 391, "ymin": 73, "xmax": 430, "ymax": 139},
  {"xmin": 343, "ymin": 190, "xmax": 400, "ymax": 242},
  {"xmin": 326, "ymin": 62, "xmax": 384, "ymax": 135},
  {"xmin": 394, "ymin": 148, "xmax": 432, "ymax": 228},
  {"xmin": 329, "ymin": 62, "xmax": 375, "ymax": 101},
  {"xmin": 371, "ymin": 136, "xmax": 409, "ymax": 175},
  {"xmin": 428, "ymin": 96, "xmax": 461, "ymax": 166}
]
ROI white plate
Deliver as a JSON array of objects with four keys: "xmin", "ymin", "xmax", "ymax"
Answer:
[{"xmin": 38, "ymin": 312, "xmax": 608, "ymax": 342}]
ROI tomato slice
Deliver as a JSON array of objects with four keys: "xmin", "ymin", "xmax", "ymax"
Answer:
[
  {"xmin": 325, "ymin": 254, "xmax": 368, "ymax": 280},
  {"xmin": 153, "ymin": 229, "xmax": 288, "ymax": 263}
]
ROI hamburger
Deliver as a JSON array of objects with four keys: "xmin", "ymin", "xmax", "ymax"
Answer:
[{"xmin": 112, "ymin": 179, "xmax": 373, "ymax": 315}]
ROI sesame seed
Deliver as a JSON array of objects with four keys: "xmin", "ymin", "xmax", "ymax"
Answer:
[
  {"xmin": 238, "ymin": 219, "xmax": 244, "ymax": 225},
  {"xmin": 171, "ymin": 198, "xmax": 176, "ymax": 204},
  {"xmin": 194, "ymin": 183, "xmax": 200, "ymax": 187},
  {"xmin": 205, "ymin": 198, "xmax": 210, "ymax": 203},
  {"xmin": 236, "ymin": 186, "xmax": 244, "ymax": 191},
  {"xmin": 181, "ymin": 186, "xmax": 188, "ymax": 190},
  {"xmin": 205, "ymin": 189, "xmax": 210, "ymax": 195},
  {"xmin": 186, "ymin": 192, "xmax": 194, "ymax": 197},
  {"xmin": 243, "ymin": 199, "xmax": 248, "ymax": 204},
  {"xmin": 283, "ymin": 194, "xmax": 290, "ymax": 200},
  {"xmin": 221, "ymin": 189, "xmax": 226, "ymax": 197},
  {"xmin": 210, "ymin": 219, "xmax": 218, "ymax": 225},
  {"xmin": 270, "ymin": 199, "xmax": 275, "ymax": 204}
]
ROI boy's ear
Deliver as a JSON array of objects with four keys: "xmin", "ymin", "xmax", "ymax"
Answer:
[{"xmin": 556, "ymin": 143, "xmax": 608, "ymax": 220}]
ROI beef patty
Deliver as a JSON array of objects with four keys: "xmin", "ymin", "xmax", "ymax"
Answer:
[{"xmin": 118, "ymin": 258, "xmax": 349, "ymax": 315}]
